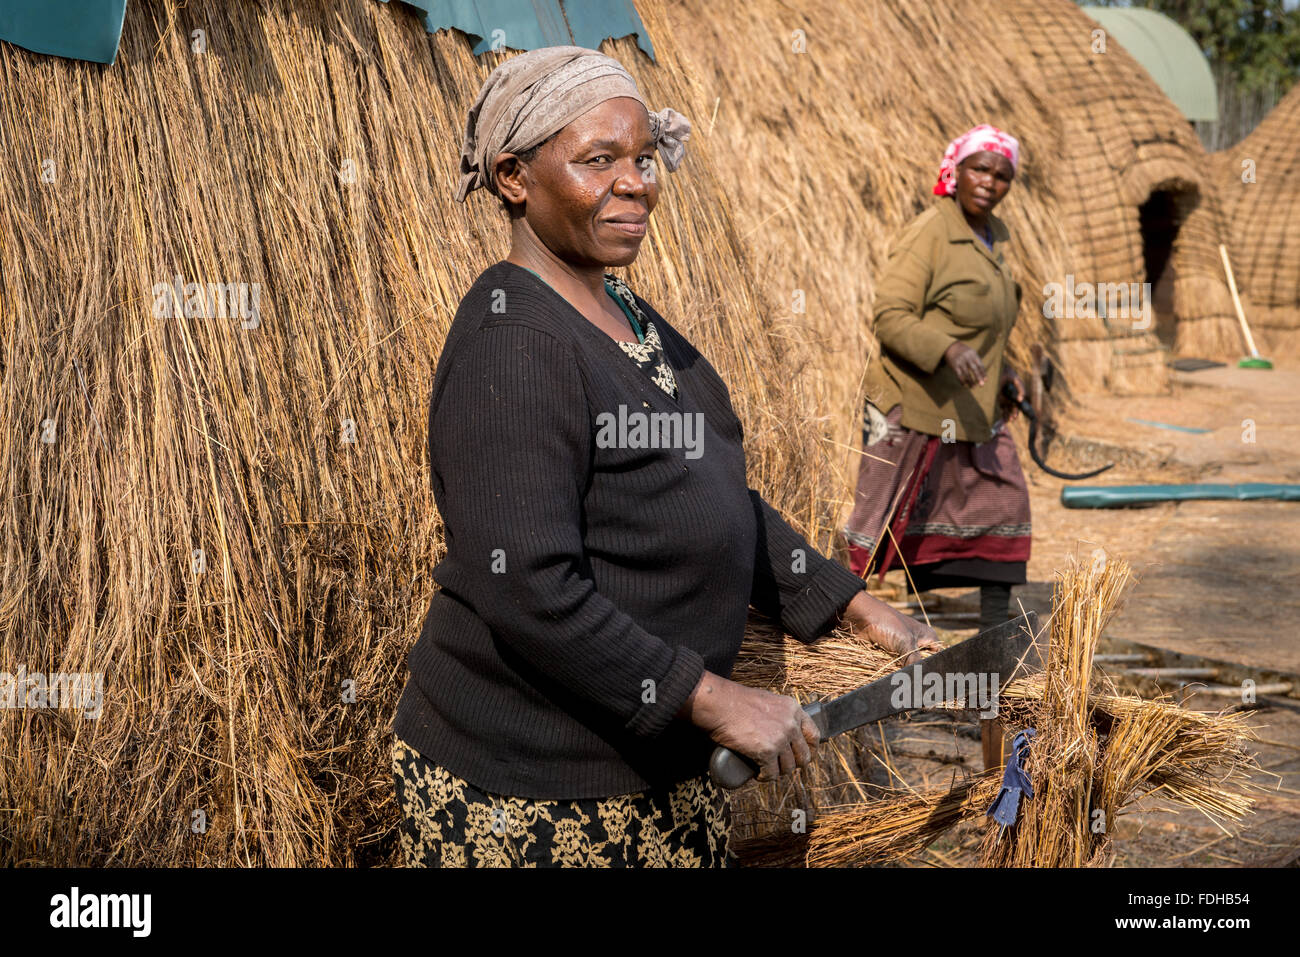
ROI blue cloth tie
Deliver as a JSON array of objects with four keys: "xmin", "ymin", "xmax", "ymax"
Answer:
[{"xmin": 986, "ymin": 728, "xmax": 1036, "ymax": 828}]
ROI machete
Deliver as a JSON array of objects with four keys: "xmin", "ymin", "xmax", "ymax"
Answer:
[{"xmin": 709, "ymin": 610, "xmax": 1042, "ymax": 789}]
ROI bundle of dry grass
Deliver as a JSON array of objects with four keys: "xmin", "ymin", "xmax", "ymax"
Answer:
[
  {"xmin": 1213, "ymin": 84, "xmax": 1300, "ymax": 357},
  {"xmin": 735, "ymin": 772, "xmax": 999, "ymax": 868},
  {"xmin": 998, "ymin": 685, "xmax": 1257, "ymax": 830},
  {"xmin": 734, "ymin": 555, "xmax": 1257, "ymax": 867},
  {"xmin": 734, "ymin": 616, "xmax": 900, "ymax": 699},
  {"xmin": 0, "ymin": 0, "xmax": 841, "ymax": 866},
  {"xmin": 730, "ymin": 613, "xmax": 979, "ymax": 849}
]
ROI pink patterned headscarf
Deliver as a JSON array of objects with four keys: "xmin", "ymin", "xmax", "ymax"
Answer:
[{"xmin": 932, "ymin": 125, "xmax": 1020, "ymax": 197}]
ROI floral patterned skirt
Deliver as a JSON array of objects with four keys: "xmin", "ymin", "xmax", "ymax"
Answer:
[{"xmin": 391, "ymin": 736, "xmax": 734, "ymax": 868}]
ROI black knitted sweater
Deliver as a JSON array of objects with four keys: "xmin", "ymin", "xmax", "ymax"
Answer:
[{"xmin": 393, "ymin": 261, "xmax": 866, "ymax": 798}]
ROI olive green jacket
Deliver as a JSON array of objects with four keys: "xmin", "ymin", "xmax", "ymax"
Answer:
[{"xmin": 864, "ymin": 196, "xmax": 1021, "ymax": 443}]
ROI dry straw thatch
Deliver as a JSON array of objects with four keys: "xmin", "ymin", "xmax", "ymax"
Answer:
[
  {"xmin": 1213, "ymin": 83, "xmax": 1300, "ymax": 356},
  {"xmin": 0, "ymin": 0, "xmax": 1257, "ymax": 868},
  {"xmin": 733, "ymin": 555, "xmax": 1258, "ymax": 868},
  {"xmin": 0, "ymin": 0, "xmax": 839, "ymax": 866},
  {"xmin": 661, "ymin": 0, "xmax": 1246, "ymax": 492}
]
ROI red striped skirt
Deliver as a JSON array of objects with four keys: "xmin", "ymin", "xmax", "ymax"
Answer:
[{"xmin": 843, "ymin": 404, "xmax": 1031, "ymax": 584}]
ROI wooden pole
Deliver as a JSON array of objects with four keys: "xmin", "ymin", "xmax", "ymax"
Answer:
[
  {"xmin": 981, "ymin": 717, "xmax": 1005, "ymax": 772},
  {"xmin": 1219, "ymin": 243, "xmax": 1260, "ymax": 358}
]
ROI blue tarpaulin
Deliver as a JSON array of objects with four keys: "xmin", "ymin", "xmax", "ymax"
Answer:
[
  {"xmin": 0, "ymin": 0, "xmax": 654, "ymax": 65},
  {"xmin": 563, "ymin": 0, "xmax": 653, "ymax": 59}
]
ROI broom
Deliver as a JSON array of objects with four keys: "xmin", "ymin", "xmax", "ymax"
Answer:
[{"xmin": 1219, "ymin": 244, "xmax": 1273, "ymax": 370}]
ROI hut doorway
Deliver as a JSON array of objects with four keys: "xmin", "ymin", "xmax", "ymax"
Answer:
[{"xmin": 1138, "ymin": 188, "xmax": 1188, "ymax": 348}]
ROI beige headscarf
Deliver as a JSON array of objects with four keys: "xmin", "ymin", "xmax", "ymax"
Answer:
[{"xmin": 455, "ymin": 45, "xmax": 691, "ymax": 203}]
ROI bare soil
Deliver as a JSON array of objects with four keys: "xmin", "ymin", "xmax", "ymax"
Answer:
[{"xmin": 869, "ymin": 359, "xmax": 1300, "ymax": 867}]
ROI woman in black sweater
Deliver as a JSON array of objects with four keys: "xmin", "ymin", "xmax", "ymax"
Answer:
[{"xmin": 391, "ymin": 46, "xmax": 939, "ymax": 867}]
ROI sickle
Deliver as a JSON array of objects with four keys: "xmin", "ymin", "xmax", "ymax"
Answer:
[{"xmin": 1001, "ymin": 381, "xmax": 1115, "ymax": 481}]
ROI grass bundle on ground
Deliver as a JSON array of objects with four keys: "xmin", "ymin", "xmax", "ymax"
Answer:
[
  {"xmin": 733, "ymin": 555, "xmax": 1258, "ymax": 867},
  {"xmin": 735, "ymin": 772, "xmax": 999, "ymax": 868}
]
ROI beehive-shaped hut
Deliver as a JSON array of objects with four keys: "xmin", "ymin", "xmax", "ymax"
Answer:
[
  {"xmin": 1214, "ymin": 83, "xmax": 1300, "ymax": 355},
  {"xmin": 660, "ymin": 0, "xmax": 1244, "ymax": 441},
  {"xmin": 0, "ymin": 0, "xmax": 1254, "ymax": 868},
  {"xmin": 0, "ymin": 0, "xmax": 837, "ymax": 866},
  {"xmin": 1006, "ymin": 0, "xmax": 1243, "ymax": 376}
]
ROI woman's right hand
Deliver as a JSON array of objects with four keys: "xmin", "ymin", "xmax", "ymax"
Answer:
[
  {"xmin": 943, "ymin": 341, "xmax": 986, "ymax": 388},
  {"xmin": 678, "ymin": 671, "xmax": 819, "ymax": 781}
]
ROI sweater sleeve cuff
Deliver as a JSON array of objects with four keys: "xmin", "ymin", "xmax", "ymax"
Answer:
[
  {"xmin": 779, "ymin": 559, "xmax": 867, "ymax": 645},
  {"xmin": 623, "ymin": 645, "xmax": 706, "ymax": 739}
]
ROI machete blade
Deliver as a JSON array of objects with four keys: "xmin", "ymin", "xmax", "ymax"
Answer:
[
  {"xmin": 809, "ymin": 610, "xmax": 1040, "ymax": 739},
  {"xmin": 709, "ymin": 610, "xmax": 1042, "ymax": 789}
]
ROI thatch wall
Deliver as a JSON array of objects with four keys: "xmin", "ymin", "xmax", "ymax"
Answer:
[
  {"xmin": 1213, "ymin": 83, "xmax": 1300, "ymax": 355},
  {"xmin": 661, "ymin": 0, "xmax": 1245, "ymax": 448},
  {"xmin": 0, "ymin": 0, "xmax": 835, "ymax": 865},
  {"xmin": 1004, "ymin": 0, "xmax": 1244, "ymax": 376},
  {"xmin": 0, "ymin": 0, "xmax": 1256, "ymax": 868}
]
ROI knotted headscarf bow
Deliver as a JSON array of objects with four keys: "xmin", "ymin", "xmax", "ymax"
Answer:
[{"xmin": 455, "ymin": 45, "xmax": 691, "ymax": 203}]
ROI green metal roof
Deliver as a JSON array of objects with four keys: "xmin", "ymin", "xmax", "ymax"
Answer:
[{"xmin": 1081, "ymin": 6, "xmax": 1218, "ymax": 121}]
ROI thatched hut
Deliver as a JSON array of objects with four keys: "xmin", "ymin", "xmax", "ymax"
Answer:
[
  {"xmin": 0, "ymin": 0, "xmax": 1255, "ymax": 868},
  {"xmin": 660, "ymin": 0, "xmax": 1245, "ymax": 436},
  {"xmin": 1213, "ymin": 83, "xmax": 1300, "ymax": 355},
  {"xmin": 1008, "ymin": 0, "xmax": 1244, "ymax": 376},
  {"xmin": 0, "ymin": 0, "xmax": 837, "ymax": 866}
]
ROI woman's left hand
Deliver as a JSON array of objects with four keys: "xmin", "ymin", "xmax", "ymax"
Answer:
[
  {"xmin": 838, "ymin": 591, "xmax": 943, "ymax": 667},
  {"xmin": 998, "ymin": 366, "xmax": 1024, "ymax": 420}
]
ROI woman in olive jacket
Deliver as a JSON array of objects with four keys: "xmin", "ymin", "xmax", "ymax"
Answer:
[{"xmin": 846, "ymin": 125, "xmax": 1031, "ymax": 635}]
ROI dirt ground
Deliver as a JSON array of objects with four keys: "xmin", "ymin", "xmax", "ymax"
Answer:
[{"xmin": 866, "ymin": 359, "xmax": 1300, "ymax": 867}]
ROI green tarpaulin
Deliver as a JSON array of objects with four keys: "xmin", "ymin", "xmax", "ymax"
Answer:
[
  {"xmin": 0, "ymin": 0, "xmax": 127, "ymax": 64},
  {"xmin": 1080, "ymin": 6, "xmax": 1217, "ymax": 122},
  {"xmin": 1062, "ymin": 484, "xmax": 1300, "ymax": 508},
  {"xmin": 380, "ymin": 0, "xmax": 654, "ymax": 58}
]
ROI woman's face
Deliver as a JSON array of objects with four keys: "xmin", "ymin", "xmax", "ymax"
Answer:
[
  {"xmin": 955, "ymin": 150, "xmax": 1015, "ymax": 218},
  {"xmin": 497, "ymin": 97, "xmax": 658, "ymax": 268}
]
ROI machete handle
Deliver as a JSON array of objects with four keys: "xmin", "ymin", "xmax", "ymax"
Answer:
[
  {"xmin": 1000, "ymin": 379, "xmax": 1034, "ymax": 419},
  {"xmin": 708, "ymin": 700, "xmax": 827, "ymax": 790}
]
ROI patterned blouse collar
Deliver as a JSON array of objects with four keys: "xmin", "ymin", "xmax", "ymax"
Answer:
[{"xmin": 603, "ymin": 274, "xmax": 679, "ymax": 400}]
